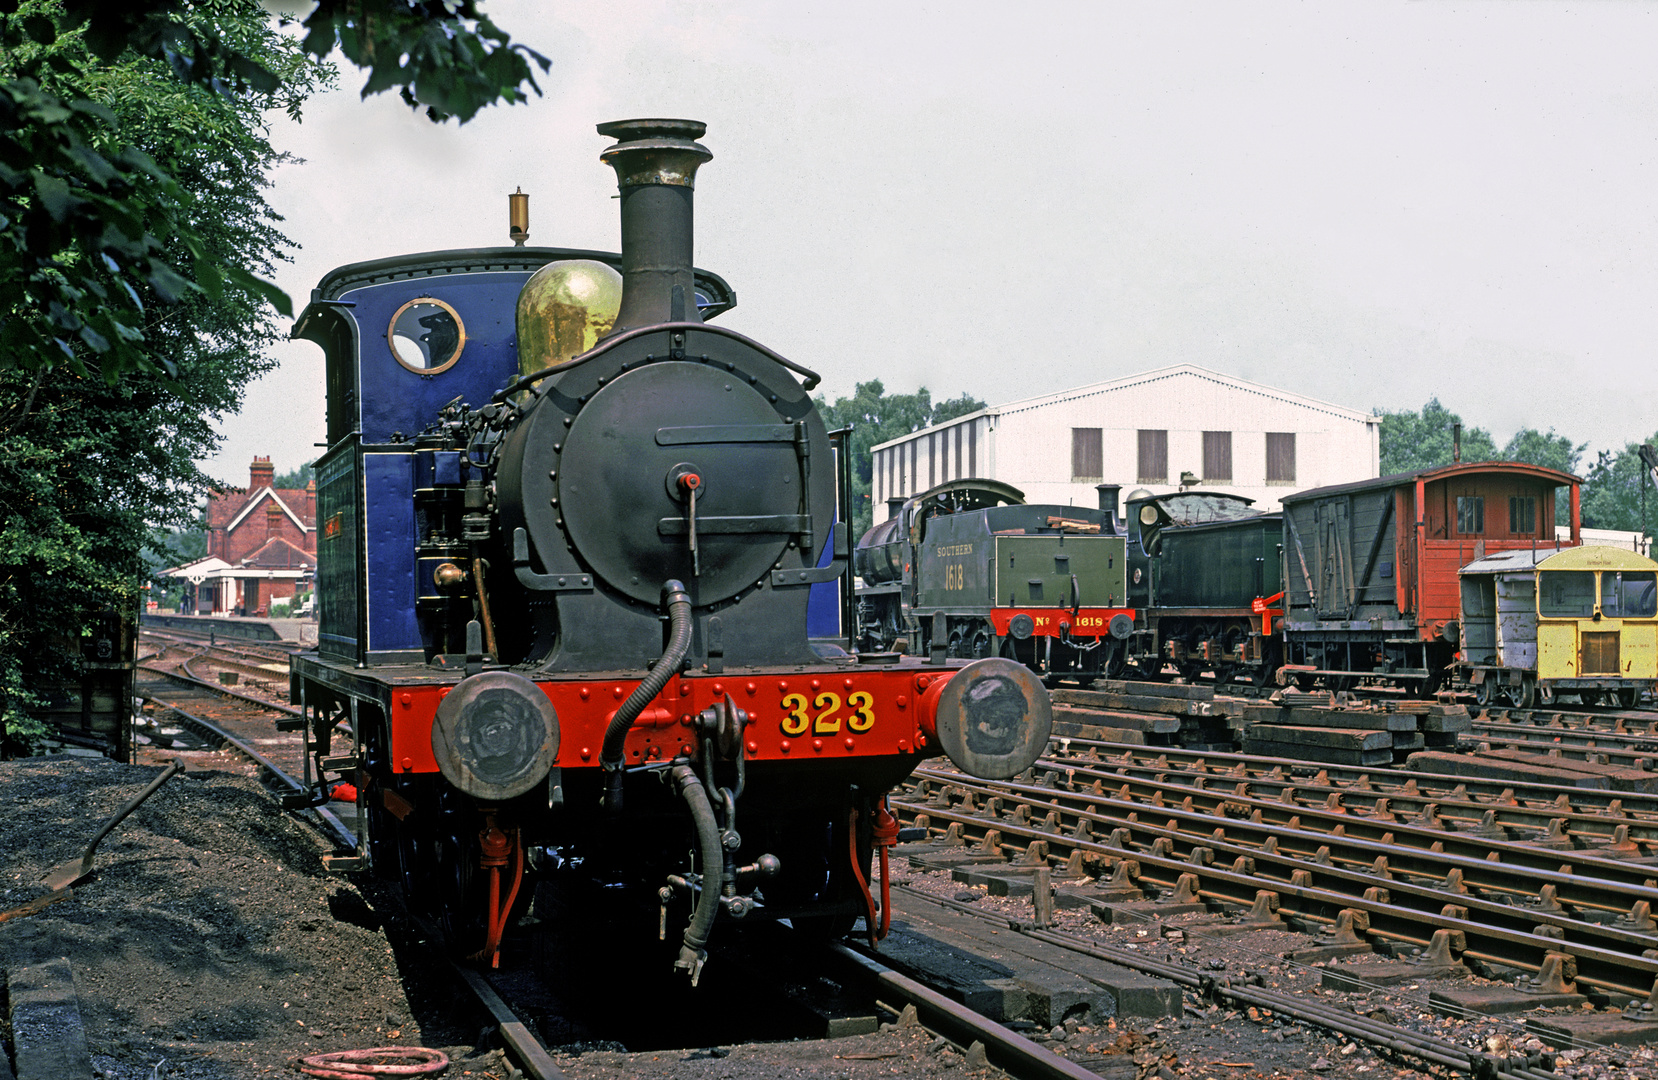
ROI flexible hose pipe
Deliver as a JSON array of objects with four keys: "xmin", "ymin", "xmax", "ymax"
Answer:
[
  {"xmin": 600, "ymin": 580, "xmax": 693, "ymax": 811},
  {"xmin": 671, "ymin": 762, "xmax": 723, "ymax": 984}
]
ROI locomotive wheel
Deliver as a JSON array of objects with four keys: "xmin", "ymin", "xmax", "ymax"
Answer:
[
  {"xmin": 1137, "ymin": 660, "xmax": 1173, "ymax": 682},
  {"xmin": 394, "ymin": 801, "xmax": 441, "ymax": 916},
  {"xmin": 1475, "ymin": 678, "xmax": 1498, "ymax": 707},
  {"xmin": 1403, "ymin": 669, "xmax": 1443, "ymax": 699},
  {"xmin": 1619, "ymin": 688, "xmax": 1640, "ymax": 709},
  {"xmin": 1512, "ymin": 677, "xmax": 1537, "ymax": 710},
  {"xmin": 435, "ymin": 838, "xmax": 484, "ymax": 956},
  {"xmin": 777, "ymin": 812, "xmax": 871, "ymax": 941},
  {"xmin": 430, "ymin": 796, "xmax": 489, "ymax": 956}
]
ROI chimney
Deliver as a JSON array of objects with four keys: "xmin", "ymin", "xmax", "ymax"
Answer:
[
  {"xmin": 1095, "ymin": 483, "xmax": 1121, "ymax": 518},
  {"xmin": 250, "ymin": 456, "xmax": 274, "ymax": 490},
  {"xmin": 597, "ymin": 119, "xmax": 712, "ymax": 336}
]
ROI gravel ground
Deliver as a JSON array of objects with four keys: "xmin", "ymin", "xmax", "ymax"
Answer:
[{"xmin": 0, "ymin": 755, "xmax": 493, "ymax": 1079}]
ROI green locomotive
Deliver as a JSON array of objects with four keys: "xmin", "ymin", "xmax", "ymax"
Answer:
[{"xmin": 853, "ymin": 480, "xmax": 1134, "ymax": 681}]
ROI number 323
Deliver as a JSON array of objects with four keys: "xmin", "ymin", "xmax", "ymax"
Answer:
[{"xmin": 781, "ymin": 691, "xmax": 875, "ymax": 736}]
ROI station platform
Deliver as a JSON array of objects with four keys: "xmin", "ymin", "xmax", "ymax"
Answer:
[{"xmin": 140, "ymin": 612, "xmax": 316, "ymax": 644}]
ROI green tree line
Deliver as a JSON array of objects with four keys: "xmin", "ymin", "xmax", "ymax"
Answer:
[
  {"xmin": 816, "ymin": 380, "xmax": 985, "ymax": 538},
  {"xmin": 1377, "ymin": 398, "xmax": 1657, "ymax": 535}
]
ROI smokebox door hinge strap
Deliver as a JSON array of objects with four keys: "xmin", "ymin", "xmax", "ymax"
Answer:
[
  {"xmin": 769, "ymin": 522, "xmax": 847, "ymax": 586},
  {"xmin": 511, "ymin": 528, "xmax": 593, "ymax": 591}
]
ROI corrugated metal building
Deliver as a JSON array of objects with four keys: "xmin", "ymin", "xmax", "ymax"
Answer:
[{"xmin": 868, "ymin": 364, "xmax": 1379, "ymax": 519}]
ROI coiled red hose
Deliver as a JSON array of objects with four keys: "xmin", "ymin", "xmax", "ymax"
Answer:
[{"xmin": 295, "ymin": 1047, "xmax": 449, "ymax": 1078}]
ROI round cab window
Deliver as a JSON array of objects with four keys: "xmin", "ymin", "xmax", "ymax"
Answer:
[{"xmin": 388, "ymin": 297, "xmax": 466, "ymax": 373}]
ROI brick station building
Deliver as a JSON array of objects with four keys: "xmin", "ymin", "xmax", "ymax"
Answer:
[{"xmin": 181, "ymin": 457, "xmax": 317, "ymax": 615}]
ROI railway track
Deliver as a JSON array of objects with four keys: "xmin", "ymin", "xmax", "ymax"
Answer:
[
  {"xmin": 866, "ymin": 884, "xmax": 1565, "ymax": 1079},
  {"xmin": 1466, "ymin": 710, "xmax": 1658, "ymax": 770},
  {"xmin": 113, "ymin": 651, "xmax": 1658, "ymax": 1072},
  {"xmin": 1045, "ymin": 741, "xmax": 1658, "ymax": 847},
  {"xmin": 891, "ymin": 753, "xmax": 1658, "ymax": 1000}
]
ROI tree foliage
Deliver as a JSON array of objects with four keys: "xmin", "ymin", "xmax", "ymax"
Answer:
[
  {"xmin": 0, "ymin": 1, "xmax": 544, "ymax": 751},
  {"xmin": 0, "ymin": 0, "xmax": 547, "ymax": 385},
  {"xmin": 1501, "ymin": 427, "xmax": 1585, "ymax": 477},
  {"xmin": 272, "ymin": 462, "xmax": 314, "ymax": 490},
  {"xmin": 1376, "ymin": 398, "xmax": 1499, "ymax": 476},
  {"xmin": 1377, "ymin": 397, "xmax": 1658, "ymax": 539},
  {"xmin": 1581, "ymin": 435, "xmax": 1658, "ymax": 535},
  {"xmin": 816, "ymin": 380, "xmax": 985, "ymax": 538}
]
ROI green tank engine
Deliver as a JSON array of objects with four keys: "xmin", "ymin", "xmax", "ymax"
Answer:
[{"xmin": 854, "ymin": 480, "xmax": 1133, "ymax": 682}]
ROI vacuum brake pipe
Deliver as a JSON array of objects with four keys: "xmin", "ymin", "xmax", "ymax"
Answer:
[
  {"xmin": 601, "ymin": 580, "xmax": 693, "ymax": 812},
  {"xmin": 670, "ymin": 762, "xmax": 722, "ymax": 985}
]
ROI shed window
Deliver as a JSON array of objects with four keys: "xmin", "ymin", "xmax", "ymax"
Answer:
[
  {"xmin": 1137, "ymin": 430, "xmax": 1167, "ymax": 483},
  {"xmin": 1266, "ymin": 433, "xmax": 1296, "ymax": 483},
  {"xmin": 1539, "ymin": 570, "xmax": 1595, "ymax": 618},
  {"xmin": 1456, "ymin": 496, "xmax": 1484, "ymax": 535},
  {"xmin": 1509, "ymin": 497, "xmax": 1536, "ymax": 536},
  {"xmin": 1602, "ymin": 571, "xmax": 1658, "ymax": 619},
  {"xmin": 1202, "ymin": 431, "xmax": 1232, "ymax": 482},
  {"xmin": 1071, "ymin": 428, "xmax": 1103, "ymax": 482}
]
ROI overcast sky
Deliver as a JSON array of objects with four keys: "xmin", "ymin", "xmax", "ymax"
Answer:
[{"xmin": 203, "ymin": 0, "xmax": 1658, "ymax": 486}]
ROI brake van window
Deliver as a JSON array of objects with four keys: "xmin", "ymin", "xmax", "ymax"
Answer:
[
  {"xmin": 1539, "ymin": 571, "xmax": 1596, "ymax": 618},
  {"xmin": 1456, "ymin": 496, "xmax": 1484, "ymax": 535},
  {"xmin": 1602, "ymin": 571, "xmax": 1658, "ymax": 619}
]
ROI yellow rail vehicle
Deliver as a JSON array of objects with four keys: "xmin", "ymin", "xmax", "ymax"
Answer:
[{"xmin": 1459, "ymin": 545, "xmax": 1658, "ymax": 708}]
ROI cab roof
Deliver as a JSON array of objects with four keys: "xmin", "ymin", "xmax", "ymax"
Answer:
[{"xmin": 1283, "ymin": 460, "xmax": 1580, "ymax": 505}]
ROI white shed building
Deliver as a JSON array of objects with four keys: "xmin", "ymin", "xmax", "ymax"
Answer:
[{"xmin": 868, "ymin": 364, "xmax": 1380, "ymax": 520}]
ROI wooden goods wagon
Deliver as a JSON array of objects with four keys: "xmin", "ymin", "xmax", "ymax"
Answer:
[{"xmin": 1279, "ymin": 462, "xmax": 1581, "ymax": 692}]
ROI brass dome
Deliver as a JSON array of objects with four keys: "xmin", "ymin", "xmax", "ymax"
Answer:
[{"xmin": 515, "ymin": 259, "xmax": 623, "ymax": 378}]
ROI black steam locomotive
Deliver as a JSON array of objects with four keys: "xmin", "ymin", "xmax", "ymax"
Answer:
[
  {"xmin": 1122, "ymin": 489, "xmax": 1284, "ymax": 685},
  {"xmin": 853, "ymin": 480, "xmax": 1134, "ymax": 682},
  {"xmin": 288, "ymin": 120, "xmax": 1050, "ymax": 976}
]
